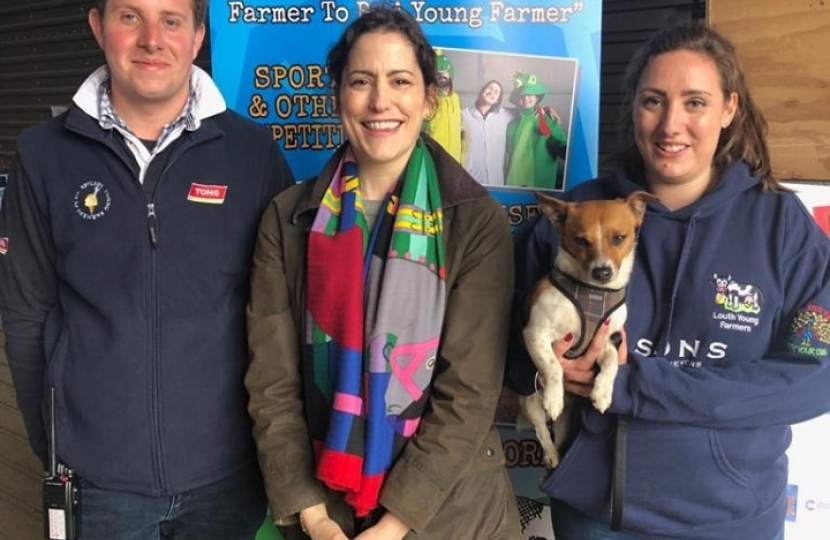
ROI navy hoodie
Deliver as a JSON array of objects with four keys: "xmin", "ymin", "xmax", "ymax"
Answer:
[{"xmin": 507, "ymin": 161, "xmax": 830, "ymax": 539}]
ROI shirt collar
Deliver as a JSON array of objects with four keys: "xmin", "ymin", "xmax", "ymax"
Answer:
[
  {"xmin": 97, "ymin": 75, "xmax": 199, "ymax": 147},
  {"xmin": 72, "ymin": 65, "xmax": 226, "ymax": 129}
]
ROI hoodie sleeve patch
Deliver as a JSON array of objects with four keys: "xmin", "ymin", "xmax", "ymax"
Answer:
[{"xmin": 786, "ymin": 304, "xmax": 830, "ymax": 358}]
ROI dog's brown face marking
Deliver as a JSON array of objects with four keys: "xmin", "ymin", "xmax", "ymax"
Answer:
[{"xmin": 536, "ymin": 191, "xmax": 657, "ymax": 284}]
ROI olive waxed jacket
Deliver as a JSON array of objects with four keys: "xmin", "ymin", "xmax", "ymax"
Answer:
[{"xmin": 245, "ymin": 138, "xmax": 521, "ymax": 539}]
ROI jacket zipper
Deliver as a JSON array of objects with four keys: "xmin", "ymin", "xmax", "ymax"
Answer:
[
  {"xmin": 146, "ymin": 198, "xmax": 165, "ymax": 491},
  {"xmin": 147, "ymin": 203, "xmax": 158, "ymax": 247},
  {"xmin": 145, "ymin": 135, "xmax": 206, "ymax": 493},
  {"xmin": 81, "ymin": 128, "xmax": 170, "ymax": 493}
]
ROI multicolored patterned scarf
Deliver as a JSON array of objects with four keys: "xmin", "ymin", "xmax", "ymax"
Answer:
[{"xmin": 306, "ymin": 139, "xmax": 446, "ymax": 516}]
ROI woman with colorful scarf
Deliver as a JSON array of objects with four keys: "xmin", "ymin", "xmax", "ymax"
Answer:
[{"xmin": 245, "ymin": 6, "xmax": 520, "ymax": 540}]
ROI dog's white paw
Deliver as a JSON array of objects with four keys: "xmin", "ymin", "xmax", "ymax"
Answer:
[
  {"xmin": 535, "ymin": 432, "xmax": 561, "ymax": 469},
  {"xmin": 542, "ymin": 449, "xmax": 561, "ymax": 469},
  {"xmin": 542, "ymin": 389, "xmax": 564, "ymax": 421},
  {"xmin": 591, "ymin": 386, "xmax": 612, "ymax": 413}
]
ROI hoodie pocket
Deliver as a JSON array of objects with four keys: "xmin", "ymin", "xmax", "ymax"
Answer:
[
  {"xmin": 621, "ymin": 423, "xmax": 757, "ymax": 534},
  {"xmin": 539, "ymin": 420, "xmax": 758, "ymax": 534}
]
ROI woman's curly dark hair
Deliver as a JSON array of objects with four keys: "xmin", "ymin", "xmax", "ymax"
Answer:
[{"xmin": 325, "ymin": 2, "xmax": 437, "ymax": 95}]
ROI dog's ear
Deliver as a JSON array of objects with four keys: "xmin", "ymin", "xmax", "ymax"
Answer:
[
  {"xmin": 626, "ymin": 191, "xmax": 659, "ymax": 220},
  {"xmin": 535, "ymin": 191, "xmax": 570, "ymax": 230}
]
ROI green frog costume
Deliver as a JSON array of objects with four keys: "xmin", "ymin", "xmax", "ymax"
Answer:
[
  {"xmin": 425, "ymin": 50, "xmax": 462, "ymax": 162},
  {"xmin": 505, "ymin": 73, "xmax": 568, "ymax": 189}
]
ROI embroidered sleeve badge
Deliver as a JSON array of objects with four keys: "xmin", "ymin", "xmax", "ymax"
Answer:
[{"xmin": 787, "ymin": 304, "xmax": 830, "ymax": 358}]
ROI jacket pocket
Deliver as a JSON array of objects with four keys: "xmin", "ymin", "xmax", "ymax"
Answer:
[
  {"xmin": 469, "ymin": 427, "xmax": 508, "ymax": 472},
  {"xmin": 412, "ymin": 455, "xmax": 521, "ymax": 540}
]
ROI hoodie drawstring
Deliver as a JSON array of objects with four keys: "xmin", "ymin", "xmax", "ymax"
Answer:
[{"xmin": 658, "ymin": 216, "xmax": 698, "ymax": 353}]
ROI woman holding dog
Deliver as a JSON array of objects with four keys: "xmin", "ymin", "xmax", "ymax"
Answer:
[
  {"xmin": 245, "ymin": 5, "xmax": 520, "ymax": 540},
  {"xmin": 508, "ymin": 21, "xmax": 830, "ymax": 540}
]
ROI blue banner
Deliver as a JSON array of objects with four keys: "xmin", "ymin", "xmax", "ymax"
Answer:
[{"xmin": 210, "ymin": 0, "xmax": 602, "ymax": 228}]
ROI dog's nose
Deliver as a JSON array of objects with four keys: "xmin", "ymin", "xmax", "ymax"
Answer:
[{"xmin": 592, "ymin": 266, "xmax": 613, "ymax": 283}]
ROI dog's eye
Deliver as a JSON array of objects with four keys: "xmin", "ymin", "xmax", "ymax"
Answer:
[
  {"xmin": 574, "ymin": 236, "xmax": 591, "ymax": 248},
  {"xmin": 611, "ymin": 234, "xmax": 627, "ymax": 245}
]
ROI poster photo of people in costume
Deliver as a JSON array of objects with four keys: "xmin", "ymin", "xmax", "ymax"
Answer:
[{"xmin": 431, "ymin": 48, "xmax": 578, "ymax": 191}]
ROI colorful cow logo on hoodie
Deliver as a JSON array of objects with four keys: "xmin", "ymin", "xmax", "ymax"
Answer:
[
  {"xmin": 711, "ymin": 274, "xmax": 763, "ymax": 334},
  {"xmin": 712, "ymin": 273, "xmax": 762, "ymax": 314}
]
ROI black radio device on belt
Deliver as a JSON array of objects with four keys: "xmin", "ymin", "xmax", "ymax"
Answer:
[{"xmin": 43, "ymin": 387, "xmax": 80, "ymax": 540}]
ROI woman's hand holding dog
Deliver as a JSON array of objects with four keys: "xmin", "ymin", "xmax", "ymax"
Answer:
[{"xmin": 553, "ymin": 323, "xmax": 628, "ymax": 398}]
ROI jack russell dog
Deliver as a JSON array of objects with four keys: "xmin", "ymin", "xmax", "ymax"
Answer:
[{"xmin": 521, "ymin": 191, "xmax": 656, "ymax": 468}]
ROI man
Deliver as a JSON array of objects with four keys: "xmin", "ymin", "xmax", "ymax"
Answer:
[
  {"xmin": 424, "ymin": 49, "xmax": 462, "ymax": 162},
  {"xmin": 0, "ymin": 0, "xmax": 294, "ymax": 538}
]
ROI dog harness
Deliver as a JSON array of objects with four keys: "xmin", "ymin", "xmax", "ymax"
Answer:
[{"xmin": 548, "ymin": 268, "xmax": 626, "ymax": 358}]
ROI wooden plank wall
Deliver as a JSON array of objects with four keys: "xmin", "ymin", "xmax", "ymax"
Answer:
[
  {"xmin": 0, "ymin": 332, "xmax": 41, "ymax": 540},
  {"xmin": 709, "ymin": 0, "xmax": 830, "ymax": 181}
]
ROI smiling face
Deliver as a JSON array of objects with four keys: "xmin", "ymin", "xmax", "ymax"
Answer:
[
  {"xmin": 436, "ymin": 71, "xmax": 452, "ymax": 90},
  {"xmin": 338, "ymin": 31, "xmax": 435, "ymax": 180},
  {"xmin": 481, "ymin": 82, "xmax": 501, "ymax": 106},
  {"xmin": 89, "ymin": 0, "xmax": 204, "ymax": 120},
  {"xmin": 519, "ymin": 94, "xmax": 540, "ymax": 110},
  {"xmin": 633, "ymin": 49, "xmax": 738, "ymax": 192}
]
